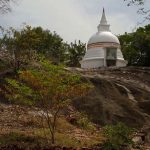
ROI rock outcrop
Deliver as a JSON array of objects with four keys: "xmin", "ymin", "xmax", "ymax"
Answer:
[{"xmin": 71, "ymin": 67, "xmax": 150, "ymax": 128}]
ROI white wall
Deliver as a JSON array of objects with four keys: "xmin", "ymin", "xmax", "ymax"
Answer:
[
  {"xmin": 117, "ymin": 48, "xmax": 124, "ymax": 60},
  {"xmin": 81, "ymin": 46, "xmax": 127, "ymax": 68},
  {"xmin": 116, "ymin": 59, "xmax": 127, "ymax": 67},
  {"xmin": 81, "ymin": 58, "xmax": 104, "ymax": 68},
  {"xmin": 84, "ymin": 47, "xmax": 105, "ymax": 59}
]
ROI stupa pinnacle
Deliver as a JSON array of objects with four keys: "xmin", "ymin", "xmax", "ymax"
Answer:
[
  {"xmin": 100, "ymin": 8, "xmax": 107, "ymax": 25},
  {"xmin": 98, "ymin": 8, "xmax": 110, "ymax": 32}
]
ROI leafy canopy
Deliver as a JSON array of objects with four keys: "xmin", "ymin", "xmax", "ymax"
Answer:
[
  {"xmin": 119, "ymin": 24, "xmax": 150, "ymax": 66},
  {"xmin": 5, "ymin": 59, "xmax": 92, "ymax": 107}
]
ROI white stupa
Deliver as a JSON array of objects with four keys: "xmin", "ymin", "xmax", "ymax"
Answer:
[{"xmin": 81, "ymin": 8, "xmax": 127, "ymax": 68}]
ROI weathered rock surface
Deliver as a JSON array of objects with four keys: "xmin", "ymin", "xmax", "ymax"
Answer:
[{"xmin": 72, "ymin": 67, "xmax": 150, "ymax": 129}]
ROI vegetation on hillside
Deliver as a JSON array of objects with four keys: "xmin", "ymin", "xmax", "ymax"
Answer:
[
  {"xmin": 0, "ymin": 24, "xmax": 149, "ymax": 72},
  {"xmin": 103, "ymin": 122, "xmax": 134, "ymax": 150},
  {"xmin": 119, "ymin": 24, "xmax": 150, "ymax": 66},
  {"xmin": 0, "ymin": 2, "xmax": 149, "ymax": 146},
  {"xmin": 0, "ymin": 25, "xmax": 86, "ymax": 71},
  {"xmin": 0, "ymin": 0, "xmax": 149, "ymax": 149},
  {"xmin": 1, "ymin": 58, "xmax": 93, "ymax": 144}
]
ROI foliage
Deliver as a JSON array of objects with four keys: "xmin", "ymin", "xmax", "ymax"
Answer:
[
  {"xmin": 5, "ymin": 78, "xmax": 36, "ymax": 105},
  {"xmin": 4, "ymin": 60, "xmax": 92, "ymax": 144},
  {"xmin": 119, "ymin": 24, "xmax": 150, "ymax": 66},
  {"xmin": 0, "ymin": 25, "xmax": 86, "ymax": 70},
  {"xmin": 103, "ymin": 122, "xmax": 134, "ymax": 150},
  {"xmin": 76, "ymin": 113, "xmax": 96, "ymax": 131},
  {"xmin": 0, "ymin": 26, "xmax": 40, "ymax": 71},
  {"xmin": 66, "ymin": 40, "xmax": 86, "ymax": 67}
]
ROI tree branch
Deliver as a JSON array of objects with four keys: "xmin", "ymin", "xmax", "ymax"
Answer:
[{"xmin": 0, "ymin": 0, "xmax": 16, "ymax": 14}]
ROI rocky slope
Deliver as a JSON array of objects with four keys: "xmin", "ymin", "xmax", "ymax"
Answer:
[
  {"xmin": 70, "ymin": 67, "xmax": 150, "ymax": 129},
  {"xmin": 0, "ymin": 67, "xmax": 150, "ymax": 148},
  {"xmin": 1, "ymin": 67, "xmax": 150, "ymax": 128}
]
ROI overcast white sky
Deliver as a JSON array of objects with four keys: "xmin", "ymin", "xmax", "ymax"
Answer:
[{"xmin": 0, "ymin": 0, "xmax": 150, "ymax": 43}]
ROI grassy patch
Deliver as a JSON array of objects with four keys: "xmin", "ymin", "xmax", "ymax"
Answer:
[
  {"xmin": 55, "ymin": 133, "xmax": 79, "ymax": 147},
  {"xmin": 55, "ymin": 132, "xmax": 104, "ymax": 148},
  {"xmin": 0, "ymin": 132, "xmax": 42, "ymax": 145},
  {"xmin": 57, "ymin": 117, "xmax": 75, "ymax": 131},
  {"xmin": 34, "ymin": 127, "xmax": 104, "ymax": 148}
]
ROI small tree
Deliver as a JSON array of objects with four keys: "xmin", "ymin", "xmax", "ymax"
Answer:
[
  {"xmin": 103, "ymin": 122, "xmax": 134, "ymax": 150},
  {"xmin": 5, "ymin": 60, "xmax": 92, "ymax": 144},
  {"xmin": 0, "ymin": 26, "xmax": 39, "ymax": 71},
  {"xmin": 119, "ymin": 24, "xmax": 150, "ymax": 66},
  {"xmin": 67, "ymin": 40, "xmax": 86, "ymax": 67}
]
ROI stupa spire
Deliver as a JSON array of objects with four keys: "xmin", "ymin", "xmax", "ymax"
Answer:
[
  {"xmin": 97, "ymin": 8, "xmax": 110, "ymax": 32},
  {"xmin": 100, "ymin": 8, "xmax": 107, "ymax": 25}
]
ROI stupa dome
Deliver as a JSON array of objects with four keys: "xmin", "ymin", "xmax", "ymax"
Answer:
[
  {"xmin": 88, "ymin": 31, "xmax": 120, "ymax": 45},
  {"xmin": 80, "ymin": 8, "xmax": 127, "ymax": 68}
]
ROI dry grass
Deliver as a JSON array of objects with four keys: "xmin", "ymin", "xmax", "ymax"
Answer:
[
  {"xmin": 33, "ymin": 117, "xmax": 104, "ymax": 148},
  {"xmin": 0, "ymin": 104, "xmax": 104, "ymax": 148}
]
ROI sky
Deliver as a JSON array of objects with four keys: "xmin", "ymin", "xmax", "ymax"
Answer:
[{"xmin": 0, "ymin": 0, "xmax": 150, "ymax": 43}]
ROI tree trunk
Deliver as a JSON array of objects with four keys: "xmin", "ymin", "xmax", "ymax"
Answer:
[{"xmin": 51, "ymin": 130, "xmax": 55, "ymax": 144}]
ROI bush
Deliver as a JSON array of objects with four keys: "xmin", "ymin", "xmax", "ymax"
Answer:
[
  {"xmin": 77, "ymin": 113, "xmax": 96, "ymax": 131},
  {"xmin": 103, "ymin": 122, "xmax": 134, "ymax": 150}
]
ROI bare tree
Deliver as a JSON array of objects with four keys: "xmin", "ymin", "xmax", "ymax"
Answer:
[
  {"xmin": 124, "ymin": 0, "xmax": 144, "ymax": 6},
  {"xmin": 124, "ymin": 0, "xmax": 150, "ymax": 21},
  {"xmin": 0, "ymin": 0, "xmax": 15, "ymax": 13},
  {"xmin": 137, "ymin": 8, "xmax": 150, "ymax": 21}
]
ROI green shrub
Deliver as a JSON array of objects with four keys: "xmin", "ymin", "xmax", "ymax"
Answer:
[
  {"xmin": 77, "ymin": 114, "xmax": 96, "ymax": 131},
  {"xmin": 103, "ymin": 122, "xmax": 134, "ymax": 150}
]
